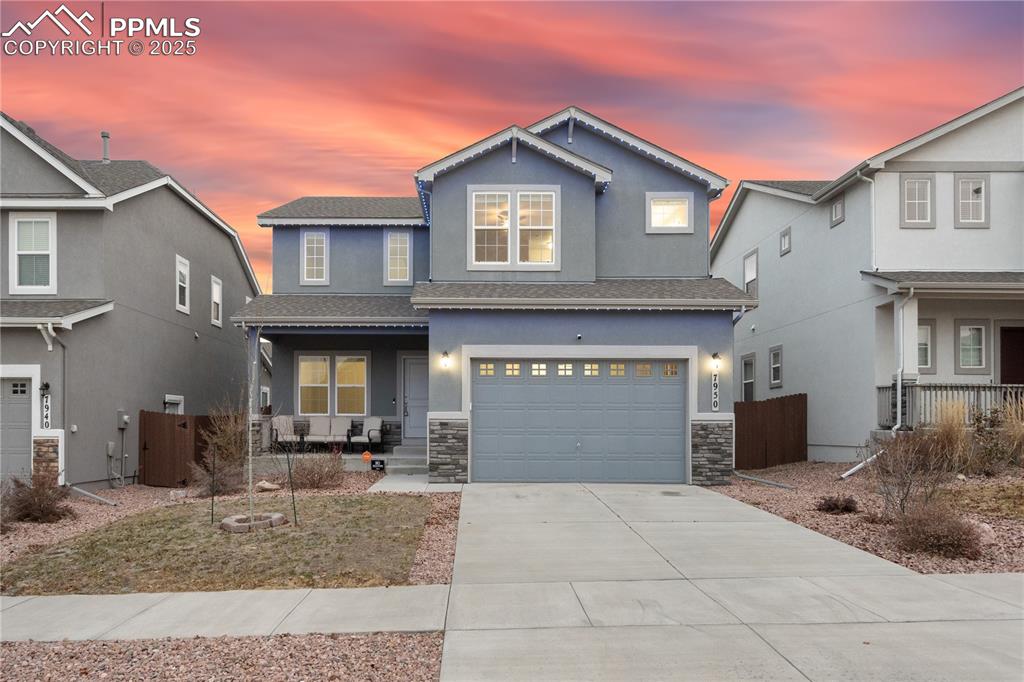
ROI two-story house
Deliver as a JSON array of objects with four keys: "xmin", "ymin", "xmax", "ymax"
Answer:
[
  {"xmin": 0, "ymin": 113, "xmax": 262, "ymax": 486},
  {"xmin": 710, "ymin": 87, "xmax": 1024, "ymax": 462},
  {"xmin": 234, "ymin": 107, "xmax": 754, "ymax": 484}
]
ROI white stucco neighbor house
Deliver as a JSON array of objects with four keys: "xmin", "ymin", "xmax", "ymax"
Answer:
[{"xmin": 711, "ymin": 87, "xmax": 1024, "ymax": 462}]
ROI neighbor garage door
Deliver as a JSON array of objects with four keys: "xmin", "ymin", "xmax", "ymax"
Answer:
[
  {"xmin": 1, "ymin": 378, "xmax": 33, "ymax": 479},
  {"xmin": 471, "ymin": 359, "xmax": 686, "ymax": 482}
]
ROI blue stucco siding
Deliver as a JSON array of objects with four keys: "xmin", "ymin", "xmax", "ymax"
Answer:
[
  {"xmin": 429, "ymin": 144, "xmax": 597, "ymax": 282},
  {"xmin": 265, "ymin": 332, "xmax": 428, "ymax": 416},
  {"xmin": 541, "ymin": 125, "xmax": 711, "ymax": 278},
  {"xmin": 272, "ymin": 225, "xmax": 429, "ymax": 294},
  {"xmin": 427, "ymin": 310, "xmax": 734, "ymax": 414}
]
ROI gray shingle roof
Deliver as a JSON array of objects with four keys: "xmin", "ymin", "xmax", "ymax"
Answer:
[
  {"xmin": 0, "ymin": 298, "xmax": 112, "ymax": 320},
  {"xmin": 747, "ymin": 180, "xmax": 831, "ymax": 196},
  {"xmin": 867, "ymin": 271, "xmax": 1024, "ymax": 286},
  {"xmin": 259, "ymin": 197, "xmax": 424, "ymax": 221},
  {"xmin": 231, "ymin": 294, "xmax": 427, "ymax": 326},
  {"xmin": 412, "ymin": 278, "xmax": 754, "ymax": 310}
]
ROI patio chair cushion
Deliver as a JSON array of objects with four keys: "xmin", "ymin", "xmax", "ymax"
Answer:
[{"xmin": 309, "ymin": 416, "xmax": 332, "ymax": 437}]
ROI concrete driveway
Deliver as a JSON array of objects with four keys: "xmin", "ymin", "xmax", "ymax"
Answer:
[{"xmin": 441, "ymin": 483, "xmax": 1024, "ymax": 681}]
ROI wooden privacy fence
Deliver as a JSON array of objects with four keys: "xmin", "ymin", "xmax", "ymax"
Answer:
[
  {"xmin": 734, "ymin": 393, "xmax": 807, "ymax": 470},
  {"xmin": 138, "ymin": 411, "xmax": 212, "ymax": 487}
]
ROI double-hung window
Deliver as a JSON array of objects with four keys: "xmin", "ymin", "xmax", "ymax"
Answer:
[
  {"xmin": 472, "ymin": 192, "xmax": 510, "ymax": 264},
  {"xmin": 518, "ymin": 192, "xmax": 555, "ymax": 264},
  {"xmin": 646, "ymin": 192, "xmax": 694, "ymax": 234},
  {"xmin": 175, "ymin": 255, "xmax": 190, "ymax": 314},
  {"xmin": 741, "ymin": 355, "xmax": 755, "ymax": 402},
  {"xmin": 780, "ymin": 227, "xmax": 792, "ymax": 256},
  {"xmin": 210, "ymin": 276, "xmax": 222, "ymax": 327},
  {"xmin": 385, "ymin": 230, "xmax": 411, "ymax": 284},
  {"xmin": 830, "ymin": 195, "xmax": 845, "ymax": 227},
  {"xmin": 743, "ymin": 251, "xmax": 758, "ymax": 298},
  {"xmin": 955, "ymin": 320, "xmax": 988, "ymax": 374},
  {"xmin": 954, "ymin": 173, "xmax": 989, "ymax": 228},
  {"xmin": 335, "ymin": 356, "xmax": 367, "ymax": 416},
  {"xmin": 9, "ymin": 213, "xmax": 56, "ymax": 294},
  {"xmin": 900, "ymin": 173, "xmax": 935, "ymax": 228},
  {"xmin": 769, "ymin": 346, "xmax": 783, "ymax": 388},
  {"xmin": 470, "ymin": 187, "xmax": 560, "ymax": 269},
  {"xmin": 917, "ymin": 320, "xmax": 936, "ymax": 374},
  {"xmin": 302, "ymin": 229, "xmax": 328, "ymax": 285},
  {"xmin": 298, "ymin": 355, "xmax": 330, "ymax": 415}
]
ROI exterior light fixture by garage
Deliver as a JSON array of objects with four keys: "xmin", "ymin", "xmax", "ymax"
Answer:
[
  {"xmin": 711, "ymin": 352, "xmax": 722, "ymax": 371},
  {"xmin": 441, "ymin": 351, "xmax": 452, "ymax": 369},
  {"xmin": 710, "ymin": 353, "xmax": 722, "ymax": 412}
]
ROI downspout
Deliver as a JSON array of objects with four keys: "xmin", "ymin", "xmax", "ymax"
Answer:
[
  {"xmin": 893, "ymin": 287, "xmax": 915, "ymax": 431},
  {"xmin": 856, "ymin": 169, "xmax": 876, "ymax": 271}
]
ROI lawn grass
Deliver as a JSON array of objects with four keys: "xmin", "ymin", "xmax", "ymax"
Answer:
[
  {"xmin": 941, "ymin": 481, "xmax": 1024, "ymax": 520},
  {"xmin": 1, "ymin": 494, "xmax": 432, "ymax": 595}
]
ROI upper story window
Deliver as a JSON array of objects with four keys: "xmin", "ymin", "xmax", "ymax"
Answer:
[
  {"xmin": 210, "ymin": 275, "xmax": 222, "ymax": 327},
  {"xmin": 469, "ymin": 186, "xmax": 560, "ymax": 271},
  {"xmin": 954, "ymin": 173, "xmax": 989, "ymax": 229},
  {"xmin": 830, "ymin": 195, "xmax": 845, "ymax": 227},
  {"xmin": 743, "ymin": 250, "xmax": 758, "ymax": 297},
  {"xmin": 780, "ymin": 227, "xmax": 792, "ymax": 256},
  {"xmin": 9, "ymin": 212, "xmax": 56, "ymax": 295},
  {"xmin": 769, "ymin": 346, "xmax": 783, "ymax": 388},
  {"xmin": 741, "ymin": 354, "xmax": 755, "ymax": 402},
  {"xmin": 900, "ymin": 173, "xmax": 935, "ymax": 229},
  {"xmin": 301, "ymin": 229, "xmax": 329, "ymax": 285},
  {"xmin": 646, "ymin": 192, "xmax": 694, "ymax": 234},
  {"xmin": 175, "ymin": 255, "xmax": 190, "ymax": 314},
  {"xmin": 384, "ymin": 230, "xmax": 412, "ymax": 285}
]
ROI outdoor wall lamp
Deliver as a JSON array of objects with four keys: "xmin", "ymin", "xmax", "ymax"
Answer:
[
  {"xmin": 711, "ymin": 352, "xmax": 722, "ymax": 372},
  {"xmin": 441, "ymin": 351, "xmax": 452, "ymax": 369}
]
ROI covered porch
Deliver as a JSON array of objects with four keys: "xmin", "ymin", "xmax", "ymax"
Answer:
[{"xmin": 866, "ymin": 271, "xmax": 1024, "ymax": 428}]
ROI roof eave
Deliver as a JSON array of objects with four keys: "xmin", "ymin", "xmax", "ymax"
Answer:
[
  {"xmin": 0, "ymin": 301, "xmax": 114, "ymax": 329},
  {"xmin": 410, "ymin": 298, "xmax": 754, "ymax": 311},
  {"xmin": 256, "ymin": 217, "xmax": 426, "ymax": 227}
]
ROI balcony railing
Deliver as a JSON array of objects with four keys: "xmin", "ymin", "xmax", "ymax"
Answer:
[{"xmin": 877, "ymin": 383, "xmax": 1024, "ymax": 428}]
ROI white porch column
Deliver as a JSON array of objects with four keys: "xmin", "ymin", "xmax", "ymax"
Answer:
[{"xmin": 894, "ymin": 295, "xmax": 919, "ymax": 381}]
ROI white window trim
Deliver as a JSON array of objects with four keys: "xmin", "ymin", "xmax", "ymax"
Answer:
[
  {"xmin": 300, "ymin": 228, "xmax": 330, "ymax": 286},
  {"xmin": 210, "ymin": 275, "xmax": 222, "ymax": 327},
  {"xmin": 645, "ymin": 191, "xmax": 694, "ymax": 234},
  {"xmin": 296, "ymin": 354, "xmax": 331, "ymax": 416},
  {"xmin": 918, "ymin": 319, "xmax": 936, "ymax": 375},
  {"xmin": 335, "ymin": 354, "xmax": 369, "ymax": 417},
  {"xmin": 779, "ymin": 226, "xmax": 792, "ymax": 256},
  {"xmin": 260, "ymin": 386, "xmax": 271, "ymax": 408},
  {"xmin": 516, "ymin": 190, "xmax": 557, "ymax": 266},
  {"xmin": 953, "ymin": 173, "xmax": 990, "ymax": 229},
  {"xmin": 383, "ymin": 228, "xmax": 413, "ymax": 286},
  {"xmin": 8, "ymin": 212, "xmax": 57, "ymax": 295},
  {"xmin": 769, "ymin": 346, "xmax": 783, "ymax": 389},
  {"xmin": 163, "ymin": 394, "xmax": 185, "ymax": 414},
  {"xmin": 175, "ymin": 255, "xmax": 190, "ymax": 314},
  {"xmin": 954, "ymin": 320, "xmax": 989, "ymax": 375},
  {"xmin": 295, "ymin": 351, "xmax": 371, "ymax": 417},
  {"xmin": 466, "ymin": 185, "xmax": 561, "ymax": 271},
  {"xmin": 830, "ymin": 195, "xmax": 845, "ymax": 227},
  {"xmin": 900, "ymin": 173, "xmax": 936, "ymax": 229},
  {"xmin": 741, "ymin": 353, "xmax": 756, "ymax": 401}
]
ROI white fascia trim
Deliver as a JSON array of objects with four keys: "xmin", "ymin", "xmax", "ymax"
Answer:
[
  {"xmin": 231, "ymin": 318, "xmax": 428, "ymax": 327},
  {"xmin": 0, "ymin": 363, "xmax": 65, "ymax": 484},
  {"xmin": 527, "ymin": 107, "xmax": 728, "ymax": 192},
  {"xmin": 411, "ymin": 298, "xmax": 754, "ymax": 311},
  {"xmin": 0, "ymin": 301, "xmax": 115, "ymax": 329},
  {"xmin": 258, "ymin": 218, "xmax": 426, "ymax": 227},
  {"xmin": 0, "ymin": 117, "xmax": 103, "ymax": 196},
  {"xmin": 415, "ymin": 126, "xmax": 613, "ymax": 186},
  {"xmin": 0, "ymin": 197, "xmax": 109, "ymax": 209}
]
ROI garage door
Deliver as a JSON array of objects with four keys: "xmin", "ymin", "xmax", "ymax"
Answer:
[
  {"xmin": 1, "ymin": 378, "xmax": 32, "ymax": 479},
  {"xmin": 471, "ymin": 359, "xmax": 686, "ymax": 482}
]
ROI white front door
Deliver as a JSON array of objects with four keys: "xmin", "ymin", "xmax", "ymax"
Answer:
[{"xmin": 403, "ymin": 356, "xmax": 428, "ymax": 440}]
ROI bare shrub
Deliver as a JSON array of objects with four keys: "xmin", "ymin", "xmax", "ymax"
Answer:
[
  {"xmin": 931, "ymin": 400, "xmax": 971, "ymax": 469},
  {"xmin": 870, "ymin": 430, "xmax": 954, "ymax": 516},
  {"xmin": 1001, "ymin": 398, "xmax": 1024, "ymax": 463},
  {"xmin": 289, "ymin": 452, "xmax": 345, "ymax": 489},
  {"xmin": 967, "ymin": 407, "xmax": 1014, "ymax": 476},
  {"xmin": 190, "ymin": 398, "xmax": 249, "ymax": 497},
  {"xmin": 894, "ymin": 504, "xmax": 982, "ymax": 559},
  {"xmin": 1, "ymin": 476, "xmax": 76, "ymax": 524},
  {"xmin": 814, "ymin": 495, "xmax": 859, "ymax": 514}
]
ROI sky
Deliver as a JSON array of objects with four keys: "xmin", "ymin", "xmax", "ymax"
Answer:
[{"xmin": 2, "ymin": 1, "xmax": 1022, "ymax": 291}]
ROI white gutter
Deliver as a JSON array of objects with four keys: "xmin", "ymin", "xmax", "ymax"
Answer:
[
  {"xmin": 856, "ymin": 170, "xmax": 876, "ymax": 271},
  {"xmin": 893, "ymin": 287, "xmax": 915, "ymax": 431}
]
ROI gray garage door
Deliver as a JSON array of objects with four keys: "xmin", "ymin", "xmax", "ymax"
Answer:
[
  {"xmin": 1, "ymin": 378, "xmax": 33, "ymax": 479},
  {"xmin": 471, "ymin": 359, "xmax": 686, "ymax": 483}
]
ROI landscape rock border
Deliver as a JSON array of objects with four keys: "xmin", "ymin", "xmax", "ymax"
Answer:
[{"xmin": 220, "ymin": 512, "xmax": 288, "ymax": 533}]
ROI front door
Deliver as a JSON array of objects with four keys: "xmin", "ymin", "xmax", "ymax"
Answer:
[
  {"xmin": 1000, "ymin": 327, "xmax": 1024, "ymax": 384},
  {"xmin": 403, "ymin": 356, "xmax": 429, "ymax": 440}
]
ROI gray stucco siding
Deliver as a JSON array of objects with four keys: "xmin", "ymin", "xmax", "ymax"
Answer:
[
  {"xmin": 426, "ymin": 309, "xmax": 734, "ymax": 414},
  {"xmin": 429, "ymin": 144, "xmax": 596, "ymax": 282},
  {"xmin": 541, "ymin": 125, "xmax": 711, "ymax": 278},
  {"xmin": 1, "ymin": 129, "xmax": 84, "ymax": 196},
  {"xmin": 272, "ymin": 225, "xmax": 429, "ymax": 294}
]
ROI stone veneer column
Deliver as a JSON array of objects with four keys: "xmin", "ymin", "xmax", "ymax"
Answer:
[
  {"xmin": 428, "ymin": 418, "xmax": 469, "ymax": 483},
  {"xmin": 690, "ymin": 420, "xmax": 733, "ymax": 486},
  {"xmin": 32, "ymin": 437, "xmax": 60, "ymax": 485}
]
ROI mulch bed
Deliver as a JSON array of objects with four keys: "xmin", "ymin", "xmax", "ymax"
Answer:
[
  {"xmin": 0, "ymin": 632, "xmax": 443, "ymax": 682},
  {"xmin": 716, "ymin": 461, "xmax": 1024, "ymax": 574}
]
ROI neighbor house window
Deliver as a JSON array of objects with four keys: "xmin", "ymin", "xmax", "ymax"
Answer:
[
  {"xmin": 830, "ymin": 195, "xmax": 845, "ymax": 227},
  {"xmin": 210, "ymin": 275, "xmax": 222, "ymax": 327},
  {"xmin": 175, "ymin": 255, "xmax": 190, "ymax": 314},
  {"xmin": 335, "ymin": 356, "xmax": 367, "ymax": 415},
  {"xmin": 385, "ymin": 230, "xmax": 412, "ymax": 284},
  {"xmin": 260, "ymin": 386, "xmax": 271, "ymax": 408},
  {"xmin": 780, "ymin": 227, "xmax": 792, "ymax": 256},
  {"xmin": 9, "ymin": 213, "xmax": 56, "ymax": 294},
  {"xmin": 518, "ymin": 192, "xmax": 555, "ymax": 264},
  {"xmin": 900, "ymin": 173, "xmax": 935, "ymax": 228},
  {"xmin": 302, "ymin": 229, "xmax": 328, "ymax": 284},
  {"xmin": 298, "ymin": 355, "xmax": 330, "ymax": 415},
  {"xmin": 955, "ymin": 321, "xmax": 988, "ymax": 374},
  {"xmin": 472, "ymin": 192, "xmax": 510, "ymax": 264},
  {"xmin": 954, "ymin": 173, "xmax": 990, "ymax": 228},
  {"xmin": 646, "ymin": 192, "xmax": 694, "ymax": 234},
  {"xmin": 530, "ymin": 362, "xmax": 547, "ymax": 376},
  {"xmin": 917, "ymin": 320, "xmax": 936, "ymax": 374},
  {"xmin": 742, "ymin": 354, "xmax": 755, "ymax": 401},
  {"xmin": 769, "ymin": 346, "xmax": 783, "ymax": 388},
  {"xmin": 505, "ymin": 362, "xmax": 520, "ymax": 377},
  {"xmin": 743, "ymin": 251, "xmax": 758, "ymax": 297}
]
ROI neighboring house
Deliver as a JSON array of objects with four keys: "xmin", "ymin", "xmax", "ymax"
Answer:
[
  {"xmin": 234, "ymin": 107, "xmax": 754, "ymax": 484},
  {"xmin": 0, "ymin": 113, "xmax": 262, "ymax": 486},
  {"xmin": 710, "ymin": 88, "xmax": 1024, "ymax": 462}
]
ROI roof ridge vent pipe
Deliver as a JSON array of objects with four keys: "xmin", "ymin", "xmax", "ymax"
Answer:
[{"xmin": 100, "ymin": 131, "xmax": 110, "ymax": 163}]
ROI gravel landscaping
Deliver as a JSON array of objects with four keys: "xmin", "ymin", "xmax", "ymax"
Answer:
[
  {"xmin": 717, "ymin": 461, "xmax": 1024, "ymax": 574},
  {"xmin": 0, "ymin": 632, "xmax": 443, "ymax": 681},
  {"xmin": 409, "ymin": 492, "xmax": 461, "ymax": 585}
]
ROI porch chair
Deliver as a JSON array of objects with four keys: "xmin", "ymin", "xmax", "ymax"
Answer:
[
  {"xmin": 330, "ymin": 416, "xmax": 354, "ymax": 452},
  {"xmin": 271, "ymin": 415, "xmax": 298, "ymax": 447},
  {"xmin": 349, "ymin": 416, "xmax": 383, "ymax": 453},
  {"xmin": 307, "ymin": 416, "xmax": 332, "ymax": 443}
]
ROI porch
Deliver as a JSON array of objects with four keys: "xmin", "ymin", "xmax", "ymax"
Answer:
[{"xmin": 877, "ymin": 383, "xmax": 1024, "ymax": 428}]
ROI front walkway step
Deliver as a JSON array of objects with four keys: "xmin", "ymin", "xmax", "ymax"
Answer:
[
  {"xmin": 387, "ymin": 465, "xmax": 428, "ymax": 475},
  {"xmin": 393, "ymin": 445, "xmax": 428, "ymax": 457}
]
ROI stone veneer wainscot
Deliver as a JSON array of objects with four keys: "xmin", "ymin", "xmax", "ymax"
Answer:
[
  {"xmin": 428, "ymin": 418, "xmax": 469, "ymax": 483},
  {"xmin": 690, "ymin": 420, "xmax": 733, "ymax": 485}
]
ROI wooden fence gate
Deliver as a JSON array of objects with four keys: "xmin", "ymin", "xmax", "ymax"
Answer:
[
  {"xmin": 734, "ymin": 393, "xmax": 807, "ymax": 470},
  {"xmin": 138, "ymin": 411, "xmax": 211, "ymax": 487}
]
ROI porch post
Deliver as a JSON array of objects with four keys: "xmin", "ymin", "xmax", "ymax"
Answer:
[{"xmin": 897, "ymin": 296, "xmax": 919, "ymax": 381}]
